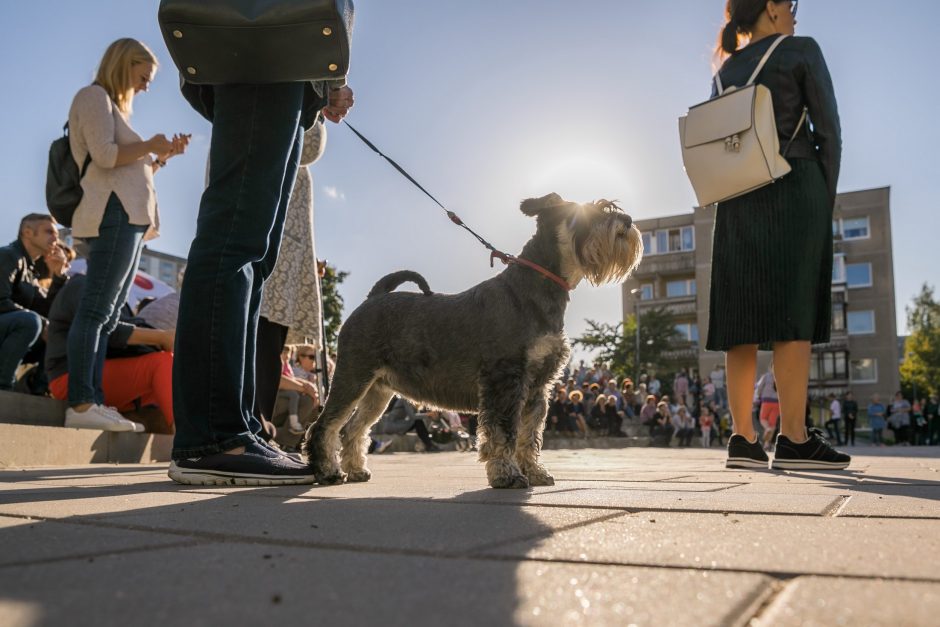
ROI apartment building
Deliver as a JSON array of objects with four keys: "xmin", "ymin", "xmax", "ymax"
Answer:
[
  {"xmin": 137, "ymin": 247, "xmax": 187, "ymax": 291},
  {"xmin": 621, "ymin": 186, "xmax": 900, "ymax": 400}
]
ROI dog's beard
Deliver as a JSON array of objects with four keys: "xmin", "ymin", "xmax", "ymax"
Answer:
[{"xmin": 557, "ymin": 219, "xmax": 644, "ymax": 287}]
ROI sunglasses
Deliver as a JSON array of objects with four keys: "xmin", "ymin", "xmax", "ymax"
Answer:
[{"xmin": 298, "ymin": 354, "xmax": 315, "ymax": 359}]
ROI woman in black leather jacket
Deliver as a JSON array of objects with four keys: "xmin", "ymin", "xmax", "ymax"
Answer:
[{"xmin": 706, "ymin": 0, "xmax": 850, "ymax": 470}]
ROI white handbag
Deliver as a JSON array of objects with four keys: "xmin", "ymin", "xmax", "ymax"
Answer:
[{"xmin": 678, "ymin": 35, "xmax": 807, "ymax": 207}]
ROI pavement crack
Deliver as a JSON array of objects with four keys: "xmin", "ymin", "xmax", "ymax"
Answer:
[
  {"xmin": 822, "ymin": 495, "xmax": 851, "ymax": 517},
  {"xmin": 740, "ymin": 578, "xmax": 794, "ymax": 627}
]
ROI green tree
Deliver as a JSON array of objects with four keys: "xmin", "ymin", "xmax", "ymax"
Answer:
[
  {"xmin": 574, "ymin": 307, "xmax": 681, "ymax": 381},
  {"xmin": 320, "ymin": 263, "xmax": 349, "ymax": 355},
  {"xmin": 900, "ymin": 283, "xmax": 940, "ymax": 398}
]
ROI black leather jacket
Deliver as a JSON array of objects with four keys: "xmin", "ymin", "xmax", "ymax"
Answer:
[
  {"xmin": 0, "ymin": 239, "xmax": 66, "ymax": 319},
  {"xmin": 712, "ymin": 35, "xmax": 842, "ymax": 204}
]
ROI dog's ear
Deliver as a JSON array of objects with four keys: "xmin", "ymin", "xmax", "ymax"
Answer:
[{"xmin": 520, "ymin": 192, "xmax": 567, "ymax": 217}]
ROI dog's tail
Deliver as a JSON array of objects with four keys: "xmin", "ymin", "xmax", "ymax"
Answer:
[{"xmin": 367, "ymin": 271, "xmax": 433, "ymax": 298}]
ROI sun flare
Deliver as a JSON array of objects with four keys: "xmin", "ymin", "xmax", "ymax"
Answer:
[{"xmin": 528, "ymin": 153, "xmax": 632, "ymax": 206}]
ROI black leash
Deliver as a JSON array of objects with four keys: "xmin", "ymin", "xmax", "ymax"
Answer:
[{"xmin": 343, "ymin": 121, "xmax": 515, "ymax": 267}]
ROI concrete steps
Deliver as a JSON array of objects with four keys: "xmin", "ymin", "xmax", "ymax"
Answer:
[{"xmin": 0, "ymin": 390, "xmax": 172, "ymax": 467}]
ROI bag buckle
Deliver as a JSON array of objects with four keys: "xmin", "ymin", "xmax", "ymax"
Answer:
[{"xmin": 724, "ymin": 134, "xmax": 742, "ymax": 153}]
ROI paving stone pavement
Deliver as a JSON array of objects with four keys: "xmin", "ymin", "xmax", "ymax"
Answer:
[{"xmin": 0, "ymin": 446, "xmax": 937, "ymax": 626}]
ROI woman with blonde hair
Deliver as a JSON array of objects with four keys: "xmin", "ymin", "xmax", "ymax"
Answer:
[
  {"xmin": 64, "ymin": 38, "xmax": 189, "ymax": 432},
  {"xmin": 705, "ymin": 1, "xmax": 849, "ymax": 470}
]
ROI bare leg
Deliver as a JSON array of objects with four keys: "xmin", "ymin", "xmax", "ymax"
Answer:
[
  {"xmin": 726, "ymin": 344, "xmax": 758, "ymax": 442},
  {"xmin": 772, "ymin": 341, "xmax": 811, "ymax": 442}
]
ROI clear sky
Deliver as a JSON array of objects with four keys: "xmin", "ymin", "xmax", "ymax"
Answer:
[{"xmin": 1, "ymin": 1, "xmax": 937, "ymax": 358}]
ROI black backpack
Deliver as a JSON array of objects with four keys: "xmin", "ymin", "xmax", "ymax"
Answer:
[{"xmin": 46, "ymin": 123, "xmax": 91, "ymax": 227}]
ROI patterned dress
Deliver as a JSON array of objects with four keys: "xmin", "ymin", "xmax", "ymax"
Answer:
[{"xmin": 259, "ymin": 121, "xmax": 327, "ymax": 346}]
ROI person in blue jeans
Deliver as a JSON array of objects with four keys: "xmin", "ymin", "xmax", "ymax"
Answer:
[
  {"xmin": 66, "ymin": 39, "xmax": 188, "ymax": 432},
  {"xmin": 169, "ymin": 81, "xmax": 354, "ymax": 486},
  {"xmin": 0, "ymin": 215, "xmax": 67, "ymax": 391}
]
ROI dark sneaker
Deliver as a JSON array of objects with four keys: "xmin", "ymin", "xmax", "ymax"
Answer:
[
  {"xmin": 256, "ymin": 437, "xmax": 303, "ymax": 462},
  {"xmin": 725, "ymin": 434, "xmax": 770, "ymax": 469},
  {"xmin": 771, "ymin": 428, "xmax": 851, "ymax": 470},
  {"xmin": 168, "ymin": 441, "xmax": 315, "ymax": 486}
]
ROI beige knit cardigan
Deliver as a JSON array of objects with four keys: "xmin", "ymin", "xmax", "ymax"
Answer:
[{"xmin": 68, "ymin": 84, "xmax": 159, "ymax": 241}]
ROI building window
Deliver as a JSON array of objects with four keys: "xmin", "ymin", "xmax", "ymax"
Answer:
[
  {"xmin": 831, "ymin": 302, "xmax": 846, "ymax": 332},
  {"xmin": 640, "ymin": 283, "xmax": 654, "ymax": 301},
  {"xmin": 832, "ymin": 254, "xmax": 846, "ymax": 284},
  {"xmin": 850, "ymin": 358, "xmax": 878, "ymax": 383},
  {"xmin": 840, "ymin": 217, "xmax": 870, "ymax": 240},
  {"xmin": 138, "ymin": 258, "xmax": 150, "ymax": 272},
  {"xmin": 847, "ymin": 310, "xmax": 875, "ymax": 335},
  {"xmin": 846, "ymin": 262, "xmax": 873, "ymax": 288},
  {"xmin": 666, "ymin": 279, "xmax": 696, "ymax": 298},
  {"xmin": 815, "ymin": 351, "xmax": 848, "ymax": 380},
  {"xmin": 646, "ymin": 227, "xmax": 695, "ymax": 255},
  {"xmin": 674, "ymin": 323, "xmax": 699, "ymax": 343},
  {"xmin": 656, "ymin": 231, "xmax": 668, "ymax": 255}
]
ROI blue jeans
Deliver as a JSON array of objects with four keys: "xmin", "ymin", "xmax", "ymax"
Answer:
[
  {"xmin": 172, "ymin": 83, "xmax": 305, "ymax": 459},
  {"xmin": 0, "ymin": 310, "xmax": 43, "ymax": 390},
  {"xmin": 67, "ymin": 194, "xmax": 147, "ymax": 405}
]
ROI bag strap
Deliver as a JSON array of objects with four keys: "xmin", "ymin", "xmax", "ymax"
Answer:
[
  {"xmin": 782, "ymin": 106, "xmax": 808, "ymax": 157},
  {"xmin": 63, "ymin": 121, "xmax": 93, "ymax": 179},
  {"xmin": 746, "ymin": 34, "xmax": 789, "ymax": 85},
  {"xmin": 714, "ymin": 34, "xmax": 789, "ymax": 95}
]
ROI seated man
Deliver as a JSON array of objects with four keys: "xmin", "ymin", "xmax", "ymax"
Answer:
[
  {"xmin": 46, "ymin": 274, "xmax": 175, "ymax": 431},
  {"xmin": 0, "ymin": 214, "xmax": 67, "ymax": 392},
  {"xmin": 372, "ymin": 397, "xmax": 439, "ymax": 452}
]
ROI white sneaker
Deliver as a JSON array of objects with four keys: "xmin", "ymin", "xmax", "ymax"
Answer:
[
  {"xmin": 101, "ymin": 406, "xmax": 146, "ymax": 432},
  {"xmin": 65, "ymin": 405, "xmax": 136, "ymax": 432}
]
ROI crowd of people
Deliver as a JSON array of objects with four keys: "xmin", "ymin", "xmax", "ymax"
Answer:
[
  {"xmin": 542, "ymin": 361, "xmax": 940, "ymax": 449},
  {"xmin": 543, "ymin": 362, "xmax": 737, "ymax": 448}
]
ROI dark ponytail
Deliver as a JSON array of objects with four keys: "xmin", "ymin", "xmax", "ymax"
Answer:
[
  {"xmin": 715, "ymin": 0, "xmax": 782, "ymax": 58},
  {"xmin": 720, "ymin": 19, "xmax": 740, "ymax": 55}
]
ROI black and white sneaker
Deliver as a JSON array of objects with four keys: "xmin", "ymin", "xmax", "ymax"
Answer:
[
  {"xmin": 771, "ymin": 428, "xmax": 851, "ymax": 470},
  {"xmin": 725, "ymin": 434, "xmax": 770, "ymax": 469},
  {"xmin": 168, "ymin": 440, "xmax": 315, "ymax": 486}
]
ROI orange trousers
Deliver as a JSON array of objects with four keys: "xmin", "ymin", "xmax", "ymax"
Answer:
[{"xmin": 50, "ymin": 351, "xmax": 174, "ymax": 427}]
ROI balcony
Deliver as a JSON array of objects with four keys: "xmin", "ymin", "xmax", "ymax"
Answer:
[
  {"xmin": 638, "ymin": 295, "xmax": 697, "ymax": 317},
  {"xmin": 634, "ymin": 252, "xmax": 695, "ymax": 277},
  {"xmin": 661, "ymin": 345, "xmax": 699, "ymax": 361}
]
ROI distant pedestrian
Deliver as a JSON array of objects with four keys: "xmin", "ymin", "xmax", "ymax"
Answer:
[
  {"xmin": 867, "ymin": 394, "xmax": 886, "ymax": 446},
  {"xmin": 824, "ymin": 394, "xmax": 843, "ymax": 445},
  {"xmin": 888, "ymin": 392, "xmax": 912, "ymax": 445},
  {"xmin": 842, "ymin": 391, "xmax": 858, "ymax": 446}
]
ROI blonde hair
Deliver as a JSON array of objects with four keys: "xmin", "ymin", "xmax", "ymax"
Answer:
[{"xmin": 95, "ymin": 38, "xmax": 158, "ymax": 114}]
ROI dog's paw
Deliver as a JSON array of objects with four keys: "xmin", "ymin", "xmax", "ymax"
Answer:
[
  {"xmin": 490, "ymin": 473, "xmax": 530, "ymax": 489},
  {"xmin": 524, "ymin": 469, "xmax": 555, "ymax": 487},
  {"xmin": 345, "ymin": 468, "xmax": 372, "ymax": 483},
  {"xmin": 315, "ymin": 471, "xmax": 347, "ymax": 486}
]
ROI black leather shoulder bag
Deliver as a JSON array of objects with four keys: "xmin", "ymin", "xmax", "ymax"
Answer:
[{"xmin": 158, "ymin": 0, "xmax": 354, "ymax": 84}]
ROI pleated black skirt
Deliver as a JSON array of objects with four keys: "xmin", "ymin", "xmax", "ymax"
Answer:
[{"xmin": 706, "ymin": 158, "xmax": 833, "ymax": 352}]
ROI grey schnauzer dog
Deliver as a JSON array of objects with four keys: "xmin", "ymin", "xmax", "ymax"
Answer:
[{"xmin": 302, "ymin": 193, "xmax": 643, "ymax": 488}]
